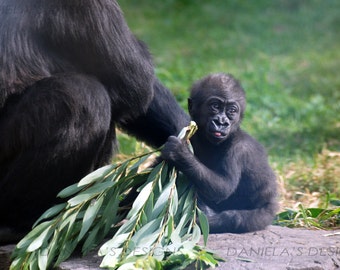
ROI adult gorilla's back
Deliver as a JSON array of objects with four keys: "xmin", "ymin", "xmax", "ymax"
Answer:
[{"xmin": 0, "ymin": 0, "xmax": 189, "ymax": 241}]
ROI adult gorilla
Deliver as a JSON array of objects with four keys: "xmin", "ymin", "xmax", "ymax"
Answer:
[
  {"xmin": 0, "ymin": 0, "xmax": 189, "ymax": 240},
  {"xmin": 162, "ymin": 73, "xmax": 278, "ymax": 233}
]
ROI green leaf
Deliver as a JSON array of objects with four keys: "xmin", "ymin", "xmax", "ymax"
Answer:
[
  {"xmin": 78, "ymin": 196, "xmax": 104, "ymax": 240},
  {"xmin": 66, "ymin": 181, "xmax": 114, "ymax": 207},
  {"xmin": 81, "ymin": 225, "xmax": 100, "ymax": 255},
  {"xmin": 169, "ymin": 186, "xmax": 178, "ymax": 216},
  {"xmin": 100, "ymin": 248, "xmax": 123, "ymax": 268},
  {"xmin": 16, "ymin": 221, "xmax": 52, "ymax": 250},
  {"xmin": 59, "ymin": 210, "xmax": 79, "ymax": 231},
  {"xmin": 33, "ymin": 203, "xmax": 67, "ymax": 228},
  {"xmin": 46, "ymin": 231, "xmax": 60, "ymax": 266},
  {"xmin": 9, "ymin": 258, "xmax": 22, "ymax": 270},
  {"xmin": 319, "ymin": 208, "xmax": 340, "ymax": 220},
  {"xmin": 135, "ymin": 256, "xmax": 162, "ymax": 270},
  {"xmin": 84, "ymin": 181, "xmax": 116, "ymax": 195},
  {"xmin": 330, "ymin": 199, "xmax": 340, "ymax": 206},
  {"xmin": 116, "ymin": 263, "xmax": 138, "ymax": 270},
  {"xmin": 131, "ymin": 218, "xmax": 162, "ymax": 248},
  {"xmin": 78, "ymin": 164, "xmax": 115, "ymax": 186},
  {"xmin": 134, "ymin": 233, "xmax": 162, "ymax": 255},
  {"xmin": 159, "ymin": 163, "xmax": 169, "ymax": 189},
  {"xmin": 114, "ymin": 215, "xmax": 139, "ymax": 236},
  {"xmin": 27, "ymin": 225, "xmax": 52, "ymax": 252},
  {"xmin": 67, "ymin": 193, "xmax": 96, "ymax": 207},
  {"xmin": 197, "ymin": 208, "xmax": 209, "ymax": 246},
  {"xmin": 163, "ymin": 251, "xmax": 193, "ymax": 269},
  {"xmin": 198, "ymin": 249, "xmax": 221, "ymax": 267},
  {"xmin": 57, "ymin": 183, "xmax": 83, "ymax": 198},
  {"xmin": 99, "ymin": 233, "xmax": 130, "ymax": 256},
  {"xmin": 127, "ymin": 181, "xmax": 153, "ymax": 219},
  {"xmin": 171, "ymin": 213, "xmax": 189, "ymax": 243},
  {"xmin": 166, "ymin": 215, "xmax": 174, "ymax": 241},
  {"xmin": 29, "ymin": 257, "xmax": 38, "ymax": 270},
  {"xmin": 102, "ymin": 189, "xmax": 123, "ymax": 235},
  {"xmin": 137, "ymin": 162, "xmax": 164, "ymax": 192},
  {"xmin": 306, "ymin": 208, "xmax": 325, "ymax": 218},
  {"xmin": 143, "ymin": 192, "xmax": 154, "ymax": 218},
  {"xmin": 182, "ymin": 188, "xmax": 195, "ymax": 213},
  {"xmin": 151, "ymin": 181, "xmax": 173, "ymax": 219},
  {"xmin": 54, "ymin": 239, "xmax": 78, "ymax": 266},
  {"xmin": 38, "ymin": 248, "xmax": 48, "ymax": 270},
  {"xmin": 191, "ymin": 224, "xmax": 201, "ymax": 244}
]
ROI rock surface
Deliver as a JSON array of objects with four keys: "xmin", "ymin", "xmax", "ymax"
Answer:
[
  {"xmin": 1, "ymin": 226, "xmax": 339, "ymax": 270},
  {"xmin": 205, "ymin": 226, "xmax": 340, "ymax": 270}
]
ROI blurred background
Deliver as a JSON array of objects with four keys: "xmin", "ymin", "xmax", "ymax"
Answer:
[{"xmin": 116, "ymin": 0, "xmax": 340, "ymax": 226}]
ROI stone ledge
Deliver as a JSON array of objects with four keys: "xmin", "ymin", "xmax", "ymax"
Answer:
[
  {"xmin": 205, "ymin": 225, "xmax": 340, "ymax": 270},
  {"xmin": 1, "ymin": 226, "xmax": 339, "ymax": 270}
]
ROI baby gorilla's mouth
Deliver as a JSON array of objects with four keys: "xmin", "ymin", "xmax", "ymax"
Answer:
[
  {"xmin": 209, "ymin": 125, "xmax": 228, "ymax": 139},
  {"xmin": 206, "ymin": 119, "xmax": 230, "ymax": 143},
  {"xmin": 210, "ymin": 122, "xmax": 228, "ymax": 136},
  {"xmin": 212, "ymin": 130, "xmax": 228, "ymax": 138},
  {"xmin": 214, "ymin": 131, "xmax": 224, "ymax": 137},
  {"xmin": 207, "ymin": 128, "xmax": 229, "ymax": 144}
]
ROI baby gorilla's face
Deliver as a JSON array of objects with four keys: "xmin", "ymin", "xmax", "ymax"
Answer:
[
  {"xmin": 190, "ymin": 95, "xmax": 242, "ymax": 145},
  {"xmin": 203, "ymin": 96, "xmax": 240, "ymax": 144},
  {"xmin": 188, "ymin": 73, "xmax": 245, "ymax": 145}
]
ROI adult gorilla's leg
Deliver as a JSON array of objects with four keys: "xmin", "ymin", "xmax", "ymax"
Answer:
[{"xmin": 0, "ymin": 74, "xmax": 114, "ymax": 233}]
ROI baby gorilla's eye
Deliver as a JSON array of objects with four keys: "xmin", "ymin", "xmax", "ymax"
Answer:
[
  {"xmin": 210, "ymin": 102, "xmax": 220, "ymax": 111},
  {"xmin": 227, "ymin": 106, "xmax": 238, "ymax": 114}
]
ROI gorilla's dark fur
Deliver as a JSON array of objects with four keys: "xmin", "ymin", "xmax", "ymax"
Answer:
[
  {"xmin": 162, "ymin": 73, "xmax": 278, "ymax": 233},
  {"xmin": 0, "ymin": 0, "xmax": 189, "ymax": 240}
]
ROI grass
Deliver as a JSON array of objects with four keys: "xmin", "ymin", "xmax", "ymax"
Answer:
[{"xmin": 117, "ymin": 0, "xmax": 340, "ymax": 228}]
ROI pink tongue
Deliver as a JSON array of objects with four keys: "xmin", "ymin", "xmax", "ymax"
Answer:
[{"xmin": 215, "ymin": 132, "xmax": 222, "ymax": 137}]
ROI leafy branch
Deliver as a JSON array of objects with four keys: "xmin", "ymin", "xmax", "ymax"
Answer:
[{"xmin": 10, "ymin": 121, "xmax": 222, "ymax": 270}]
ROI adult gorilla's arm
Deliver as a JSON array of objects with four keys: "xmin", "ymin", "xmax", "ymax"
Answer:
[
  {"xmin": 41, "ymin": 1, "xmax": 189, "ymax": 146},
  {"xmin": 42, "ymin": 0, "xmax": 190, "ymax": 147},
  {"xmin": 39, "ymin": 1, "xmax": 155, "ymax": 116},
  {"xmin": 118, "ymin": 80, "xmax": 190, "ymax": 148}
]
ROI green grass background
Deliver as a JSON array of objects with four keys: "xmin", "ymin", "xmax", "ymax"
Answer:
[{"xmin": 116, "ymin": 0, "xmax": 340, "ymax": 208}]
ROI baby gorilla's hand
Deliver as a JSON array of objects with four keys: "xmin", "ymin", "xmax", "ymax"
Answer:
[{"xmin": 161, "ymin": 136, "xmax": 190, "ymax": 163}]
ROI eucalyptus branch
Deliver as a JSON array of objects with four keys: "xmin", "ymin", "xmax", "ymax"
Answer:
[{"xmin": 10, "ymin": 121, "xmax": 222, "ymax": 270}]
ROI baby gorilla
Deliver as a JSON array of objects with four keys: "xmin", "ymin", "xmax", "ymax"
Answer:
[{"xmin": 162, "ymin": 73, "xmax": 278, "ymax": 233}]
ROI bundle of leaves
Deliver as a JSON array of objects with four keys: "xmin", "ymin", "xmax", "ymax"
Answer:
[
  {"xmin": 275, "ymin": 200, "xmax": 340, "ymax": 229},
  {"xmin": 10, "ymin": 122, "xmax": 221, "ymax": 270}
]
